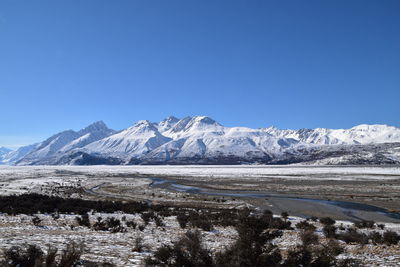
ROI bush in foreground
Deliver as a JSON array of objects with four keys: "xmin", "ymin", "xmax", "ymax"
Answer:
[
  {"xmin": 382, "ymin": 230, "xmax": 400, "ymax": 245},
  {"xmin": 145, "ymin": 230, "xmax": 213, "ymax": 267},
  {"xmin": 0, "ymin": 242, "xmax": 112, "ymax": 267}
]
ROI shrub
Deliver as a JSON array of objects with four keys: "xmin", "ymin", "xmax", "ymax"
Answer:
[
  {"xmin": 368, "ymin": 231, "xmax": 382, "ymax": 244},
  {"xmin": 132, "ymin": 236, "xmax": 148, "ymax": 252},
  {"xmin": 75, "ymin": 213, "xmax": 91, "ymax": 227},
  {"xmin": 337, "ymin": 228, "xmax": 368, "ymax": 245},
  {"xmin": 104, "ymin": 217, "xmax": 121, "ymax": 228},
  {"xmin": 300, "ymin": 230, "xmax": 319, "ymax": 246},
  {"xmin": 58, "ymin": 242, "xmax": 84, "ymax": 267},
  {"xmin": 190, "ymin": 218, "xmax": 214, "ymax": 231},
  {"xmin": 141, "ymin": 211, "xmax": 155, "ymax": 225},
  {"xmin": 51, "ymin": 212, "xmax": 60, "ymax": 221},
  {"xmin": 320, "ymin": 217, "xmax": 336, "ymax": 226},
  {"xmin": 176, "ymin": 213, "xmax": 189, "ymax": 229},
  {"xmin": 126, "ymin": 220, "xmax": 137, "ymax": 229},
  {"xmin": 283, "ymin": 239, "xmax": 346, "ymax": 267},
  {"xmin": 270, "ymin": 217, "xmax": 292, "ymax": 230},
  {"xmin": 1, "ymin": 244, "xmax": 43, "ymax": 267},
  {"xmin": 259, "ymin": 210, "xmax": 291, "ymax": 230},
  {"xmin": 154, "ymin": 216, "xmax": 165, "ymax": 227},
  {"xmin": 282, "ymin": 246, "xmax": 312, "ymax": 267},
  {"xmin": 0, "ymin": 193, "xmax": 242, "ymax": 229},
  {"xmin": 323, "ymin": 224, "xmax": 337, "ymax": 238},
  {"xmin": 93, "ymin": 217, "xmax": 107, "ymax": 231},
  {"xmin": 215, "ymin": 210, "xmax": 283, "ymax": 267},
  {"xmin": 0, "ymin": 242, "xmax": 85, "ymax": 267},
  {"xmin": 44, "ymin": 246, "xmax": 58, "ymax": 267},
  {"xmin": 296, "ymin": 220, "xmax": 316, "ymax": 231},
  {"xmin": 92, "ymin": 217, "xmax": 126, "ymax": 232},
  {"xmin": 354, "ymin": 220, "xmax": 375, "ymax": 229},
  {"xmin": 188, "ymin": 210, "xmax": 215, "ymax": 231},
  {"xmin": 147, "ymin": 245, "xmax": 173, "ymax": 265},
  {"xmin": 145, "ymin": 230, "xmax": 213, "ymax": 267},
  {"xmin": 325, "ymin": 239, "xmax": 344, "ymax": 256},
  {"xmin": 281, "ymin": 211, "xmax": 289, "ymax": 221},
  {"xmin": 0, "ymin": 193, "xmax": 149, "ymax": 215},
  {"xmin": 32, "ymin": 216, "xmax": 42, "ymax": 226},
  {"xmin": 382, "ymin": 230, "xmax": 400, "ymax": 245}
]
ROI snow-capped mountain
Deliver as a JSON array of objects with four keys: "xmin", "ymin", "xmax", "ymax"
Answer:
[
  {"xmin": 141, "ymin": 116, "xmax": 293, "ymax": 164},
  {"xmin": 0, "ymin": 147, "xmax": 13, "ymax": 164},
  {"xmin": 0, "ymin": 143, "xmax": 40, "ymax": 165},
  {"xmin": 58, "ymin": 121, "xmax": 115, "ymax": 153},
  {"xmin": 155, "ymin": 116, "xmax": 180, "ymax": 133},
  {"xmin": 264, "ymin": 124, "xmax": 400, "ymax": 145},
  {"xmin": 5, "ymin": 116, "xmax": 400, "ymax": 166},
  {"xmin": 81, "ymin": 120, "xmax": 172, "ymax": 161},
  {"xmin": 15, "ymin": 121, "xmax": 115, "ymax": 165},
  {"xmin": 0, "ymin": 147, "xmax": 12, "ymax": 157}
]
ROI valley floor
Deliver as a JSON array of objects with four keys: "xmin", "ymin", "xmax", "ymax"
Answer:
[
  {"xmin": 0, "ymin": 165, "xmax": 399, "ymax": 221},
  {"xmin": 0, "ymin": 165, "xmax": 399, "ymax": 266}
]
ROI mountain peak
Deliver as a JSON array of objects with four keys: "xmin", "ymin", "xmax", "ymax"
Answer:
[
  {"xmin": 191, "ymin": 116, "xmax": 219, "ymax": 125},
  {"xmin": 162, "ymin": 116, "xmax": 179, "ymax": 123},
  {"xmin": 127, "ymin": 120, "xmax": 159, "ymax": 134},
  {"xmin": 157, "ymin": 116, "xmax": 180, "ymax": 132},
  {"xmin": 185, "ymin": 116, "xmax": 221, "ymax": 129},
  {"xmin": 135, "ymin": 120, "xmax": 153, "ymax": 126},
  {"xmin": 167, "ymin": 116, "xmax": 222, "ymax": 134},
  {"xmin": 90, "ymin": 120, "xmax": 108, "ymax": 128},
  {"xmin": 78, "ymin": 121, "xmax": 114, "ymax": 135}
]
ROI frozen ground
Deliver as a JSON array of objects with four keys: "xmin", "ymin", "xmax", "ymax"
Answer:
[
  {"xmin": 0, "ymin": 212, "xmax": 236, "ymax": 266},
  {"xmin": 0, "ymin": 212, "xmax": 399, "ymax": 266},
  {"xmin": 1, "ymin": 165, "xmax": 400, "ymax": 180},
  {"xmin": 0, "ymin": 165, "xmax": 399, "ymax": 266}
]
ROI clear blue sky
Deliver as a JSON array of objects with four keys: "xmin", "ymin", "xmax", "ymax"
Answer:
[{"xmin": 1, "ymin": 0, "xmax": 399, "ymax": 148}]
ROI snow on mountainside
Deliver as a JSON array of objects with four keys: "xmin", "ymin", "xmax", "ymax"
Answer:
[
  {"xmin": 58, "ymin": 121, "xmax": 115, "ymax": 153},
  {"xmin": 264, "ymin": 124, "xmax": 400, "ymax": 145},
  {"xmin": 0, "ymin": 143, "xmax": 40, "ymax": 165},
  {"xmin": 155, "ymin": 116, "xmax": 180, "ymax": 133},
  {"xmin": 81, "ymin": 120, "xmax": 172, "ymax": 161},
  {"xmin": 0, "ymin": 147, "xmax": 12, "ymax": 157},
  {"xmin": 16, "ymin": 121, "xmax": 115, "ymax": 165},
  {"xmin": 6, "ymin": 116, "xmax": 400, "ymax": 166},
  {"xmin": 142, "ymin": 117, "xmax": 294, "ymax": 164},
  {"xmin": 0, "ymin": 147, "xmax": 13, "ymax": 164}
]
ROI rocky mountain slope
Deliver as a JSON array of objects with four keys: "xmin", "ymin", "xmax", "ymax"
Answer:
[
  {"xmin": 14, "ymin": 121, "xmax": 115, "ymax": 165},
  {"xmin": 2, "ymin": 116, "xmax": 400, "ymax": 165}
]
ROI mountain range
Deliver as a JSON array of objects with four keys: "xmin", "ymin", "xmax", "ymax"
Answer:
[{"xmin": 1, "ymin": 116, "xmax": 400, "ymax": 165}]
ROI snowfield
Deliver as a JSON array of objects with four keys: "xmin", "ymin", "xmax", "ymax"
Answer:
[
  {"xmin": 0, "ymin": 212, "xmax": 399, "ymax": 267},
  {"xmin": 1, "ymin": 165, "xmax": 400, "ymax": 180}
]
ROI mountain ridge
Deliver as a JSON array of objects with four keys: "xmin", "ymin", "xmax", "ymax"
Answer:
[{"xmin": 1, "ymin": 116, "xmax": 400, "ymax": 165}]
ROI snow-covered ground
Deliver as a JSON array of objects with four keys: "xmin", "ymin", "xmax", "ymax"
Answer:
[
  {"xmin": 0, "ymin": 165, "xmax": 399, "ymax": 266},
  {"xmin": 1, "ymin": 165, "xmax": 399, "ymax": 197},
  {"xmin": 0, "ymin": 213, "xmax": 399, "ymax": 266},
  {"xmin": 0, "ymin": 212, "xmax": 237, "ymax": 266},
  {"xmin": 1, "ymin": 165, "xmax": 400, "ymax": 181}
]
